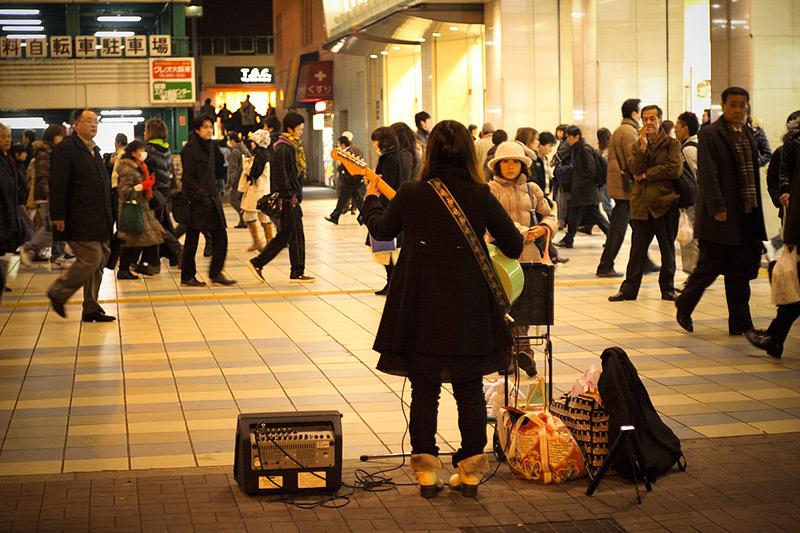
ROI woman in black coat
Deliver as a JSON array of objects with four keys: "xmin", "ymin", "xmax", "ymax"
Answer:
[
  {"xmin": 179, "ymin": 115, "xmax": 234, "ymax": 286},
  {"xmin": 362, "ymin": 120, "xmax": 523, "ymax": 498},
  {"xmin": 369, "ymin": 126, "xmax": 405, "ymax": 295},
  {"xmin": 748, "ymin": 113, "xmax": 800, "ymax": 358}
]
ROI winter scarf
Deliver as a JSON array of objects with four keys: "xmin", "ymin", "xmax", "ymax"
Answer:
[
  {"xmin": 284, "ymin": 133, "xmax": 306, "ymax": 181},
  {"xmin": 134, "ymin": 159, "xmax": 155, "ymax": 200}
]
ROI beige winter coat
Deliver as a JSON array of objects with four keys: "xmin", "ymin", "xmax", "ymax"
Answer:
[
  {"xmin": 488, "ymin": 174, "xmax": 557, "ymax": 263},
  {"xmin": 606, "ymin": 118, "xmax": 640, "ymax": 200}
]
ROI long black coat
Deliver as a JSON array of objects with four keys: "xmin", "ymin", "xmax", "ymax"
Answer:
[
  {"xmin": 180, "ymin": 131, "xmax": 225, "ymax": 230},
  {"xmin": 784, "ymin": 147, "xmax": 800, "ymax": 247},
  {"xmin": 49, "ymin": 132, "xmax": 113, "ymax": 242},
  {"xmin": 695, "ymin": 118, "xmax": 767, "ymax": 246},
  {"xmin": 362, "ymin": 165, "xmax": 524, "ymax": 378},
  {"xmin": 0, "ymin": 154, "xmax": 20, "ymax": 253},
  {"xmin": 567, "ymin": 140, "xmax": 601, "ymax": 207}
]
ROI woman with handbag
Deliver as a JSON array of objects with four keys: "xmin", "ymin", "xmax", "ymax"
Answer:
[
  {"xmin": 361, "ymin": 120, "xmax": 523, "ymax": 498},
  {"xmin": 487, "ymin": 142, "xmax": 557, "ymax": 377},
  {"xmin": 240, "ymin": 129, "xmax": 273, "ymax": 251},
  {"xmin": 115, "ymin": 140, "xmax": 166, "ymax": 280}
]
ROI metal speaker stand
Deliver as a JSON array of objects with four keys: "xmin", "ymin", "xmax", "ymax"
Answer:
[{"xmin": 585, "ymin": 425, "xmax": 652, "ymax": 504}]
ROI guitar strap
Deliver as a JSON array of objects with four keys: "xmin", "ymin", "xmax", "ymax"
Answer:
[{"xmin": 427, "ymin": 178, "xmax": 511, "ymax": 314}]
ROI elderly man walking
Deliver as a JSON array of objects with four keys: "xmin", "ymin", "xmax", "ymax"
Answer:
[
  {"xmin": 675, "ymin": 87, "xmax": 767, "ymax": 334},
  {"xmin": 47, "ymin": 109, "xmax": 115, "ymax": 322}
]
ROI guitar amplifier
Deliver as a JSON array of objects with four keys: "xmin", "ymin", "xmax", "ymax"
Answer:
[{"xmin": 233, "ymin": 410, "xmax": 343, "ymax": 495}]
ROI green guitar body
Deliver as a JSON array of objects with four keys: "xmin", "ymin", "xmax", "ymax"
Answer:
[{"xmin": 486, "ymin": 243, "xmax": 524, "ymax": 305}]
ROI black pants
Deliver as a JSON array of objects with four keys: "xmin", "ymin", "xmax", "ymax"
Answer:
[
  {"xmin": 619, "ymin": 202, "xmax": 679, "ymax": 298},
  {"xmin": 252, "ymin": 202, "xmax": 305, "ymax": 278},
  {"xmin": 409, "ymin": 376, "xmax": 486, "ymax": 466},
  {"xmin": 119, "ymin": 246, "xmax": 143, "ymax": 271},
  {"xmin": 182, "ymin": 228, "xmax": 227, "ymax": 281},
  {"xmin": 767, "ymin": 302, "xmax": 800, "ymax": 343},
  {"xmin": 598, "ymin": 199, "xmax": 631, "ymax": 271},
  {"xmin": 329, "ymin": 178, "xmax": 364, "ymax": 222},
  {"xmin": 676, "ymin": 214, "xmax": 763, "ymax": 333},
  {"xmin": 563, "ymin": 204, "xmax": 609, "ymax": 245}
]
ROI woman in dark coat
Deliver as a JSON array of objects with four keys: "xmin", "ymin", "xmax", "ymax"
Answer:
[
  {"xmin": 180, "ymin": 115, "xmax": 234, "ymax": 286},
  {"xmin": 391, "ymin": 121, "xmax": 421, "ymax": 181},
  {"xmin": 115, "ymin": 141, "xmax": 166, "ymax": 279},
  {"xmin": 369, "ymin": 126, "xmax": 405, "ymax": 295},
  {"xmin": 748, "ymin": 111, "xmax": 800, "ymax": 358},
  {"xmin": 362, "ymin": 120, "xmax": 523, "ymax": 498}
]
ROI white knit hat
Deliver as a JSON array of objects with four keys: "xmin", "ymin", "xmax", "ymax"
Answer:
[
  {"xmin": 487, "ymin": 141, "xmax": 532, "ymax": 171},
  {"xmin": 342, "ymin": 131, "xmax": 354, "ymax": 142}
]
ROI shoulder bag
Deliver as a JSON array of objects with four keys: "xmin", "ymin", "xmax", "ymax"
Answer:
[
  {"xmin": 118, "ymin": 190, "xmax": 144, "ymax": 235},
  {"xmin": 612, "ymin": 141, "xmax": 634, "ymax": 194}
]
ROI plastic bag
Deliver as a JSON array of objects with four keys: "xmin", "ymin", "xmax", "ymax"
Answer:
[
  {"xmin": 484, "ymin": 379, "xmax": 525, "ymax": 419},
  {"xmin": 771, "ymin": 245, "xmax": 800, "ymax": 305},
  {"xmin": 570, "ymin": 365, "xmax": 601, "ymax": 399},
  {"xmin": 676, "ymin": 209, "xmax": 693, "ymax": 245}
]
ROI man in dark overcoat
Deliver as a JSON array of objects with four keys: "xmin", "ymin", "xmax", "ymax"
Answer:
[
  {"xmin": 676, "ymin": 87, "xmax": 767, "ymax": 334},
  {"xmin": 47, "ymin": 109, "xmax": 115, "ymax": 322}
]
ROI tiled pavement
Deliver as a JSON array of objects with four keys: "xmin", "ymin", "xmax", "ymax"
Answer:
[{"xmin": 1, "ymin": 187, "xmax": 799, "ymax": 531}]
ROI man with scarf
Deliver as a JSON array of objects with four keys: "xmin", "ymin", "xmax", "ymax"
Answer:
[
  {"xmin": 247, "ymin": 111, "xmax": 314, "ymax": 283},
  {"xmin": 676, "ymin": 87, "xmax": 767, "ymax": 335}
]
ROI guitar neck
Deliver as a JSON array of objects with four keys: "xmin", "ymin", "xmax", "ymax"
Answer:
[{"xmin": 332, "ymin": 147, "xmax": 396, "ymax": 200}]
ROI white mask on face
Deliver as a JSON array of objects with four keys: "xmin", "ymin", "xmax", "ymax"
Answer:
[{"xmin": 137, "ymin": 151, "xmax": 148, "ymax": 162}]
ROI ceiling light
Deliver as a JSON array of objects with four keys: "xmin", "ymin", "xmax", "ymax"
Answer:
[
  {"xmin": 101, "ymin": 109, "xmax": 143, "ymax": 116},
  {"xmin": 0, "ymin": 117, "xmax": 46, "ymax": 129},
  {"xmin": 94, "ymin": 31, "xmax": 134, "ymax": 38},
  {"xmin": 432, "ymin": 32, "xmax": 441, "ymax": 37},
  {"xmin": 100, "ymin": 117, "xmax": 145, "ymax": 124},
  {"xmin": 369, "ymin": 54, "xmax": 378, "ymax": 59},
  {"xmin": 449, "ymin": 26, "xmax": 459, "ymax": 31},
  {"xmin": 0, "ymin": 9, "xmax": 40, "ymax": 16},
  {"xmin": 417, "ymin": 38, "xmax": 425, "ymax": 43},
  {"xmin": 0, "ymin": 19, "xmax": 42, "ymax": 25},
  {"xmin": 5, "ymin": 34, "xmax": 45, "ymax": 40},
  {"xmin": 3, "ymin": 26, "xmax": 44, "ymax": 32},
  {"xmin": 97, "ymin": 16, "xmax": 142, "ymax": 23},
  {"xmin": 392, "ymin": 46, "xmax": 400, "ymax": 50},
  {"xmin": 380, "ymin": 50, "xmax": 388, "ymax": 55}
]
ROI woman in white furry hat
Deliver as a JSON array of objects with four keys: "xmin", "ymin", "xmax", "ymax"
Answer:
[
  {"xmin": 239, "ymin": 129, "xmax": 273, "ymax": 252},
  {"xmin": 487, "ymin": 141, "xmax": 557, "ymax": 376}
]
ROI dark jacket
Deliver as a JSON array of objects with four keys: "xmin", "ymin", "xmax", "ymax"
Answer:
[
  {"xmin": 628, "ymin": 132, "xmax": 681, "ymax": 220},
  {"xmin": 271, "ymin": 135, "xmax": 303, "ymax": 202},
  {"xmin": 766, "ymin": 145, "xmax": 784, "ymax": 212},
  {"xmin": 375, "ymin": 147, "xmax": 405, "ymax": 201},
  {"xmin": 32, "ymin": 140, "xmax": 55, "ymax": 202},
  {"xmin": 695, "ymin": 118, "xmax": 767, "ymax": 246},
  {"xmin": 180, "ymin": 131, "xmax": 225, "ymax": 230},
  {"xmin": 0, "ymin": 153, "xmax": 20, "ymax": 253},
  {"xmin": 567, "ymin": 139, "xmax": 601, "ymax": 207},
  {"xmin": 361, "ymin": 165, "xmax": 524, "ymax": 373},
  {"xmin": 226, "ymin": 141, "xmax": 251, "ymax": 189},
  {"xmin": 49, "ymin": 132, "xmax": 113, "ymax": 242},
  {"xmin": 779, "ymin": 137, "xmax": 798, "ymax": 196},
  {"xmin": 145, "ymin": 140, "xmax": 174, "ymax": 193},
  {"xmin": 399, "ymin": 147, "xmax": 421, "ymax": 182},
  {"xmin": 530, "ymin": 150, "xmax": 548, "ymax": 192},
  {"xmin": 784, "ymin": 151, "xmax": 800, "ymax": 246}
]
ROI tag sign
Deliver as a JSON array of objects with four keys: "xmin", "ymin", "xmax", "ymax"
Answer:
[{"xmin": 215, "ymin": 66, "xmax": 273, "ymax": 85}]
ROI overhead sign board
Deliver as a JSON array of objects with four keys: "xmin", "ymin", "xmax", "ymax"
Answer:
[
  {"xmin": 295, "ymin": 61, "xmax": 333, "ymax": 102},
  {"xmin": 149, "ymin": 57, "xmax": 195, "ymax": 105},
  {"xmin": 215, "ymin": 66, "xmax": 274, "ymax": 85}
]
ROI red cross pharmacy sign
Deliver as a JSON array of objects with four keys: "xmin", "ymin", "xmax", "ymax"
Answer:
[
  {"xmin": 295, "ymin": 61, "xmax": 333, "ymax": 102},
  {"xmin": 149, "ymin": 57, "xmax": 195, "ymax": 104}
]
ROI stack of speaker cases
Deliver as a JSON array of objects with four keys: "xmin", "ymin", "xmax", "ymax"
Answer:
[{"xmin": 234, "ymin": 410, "xmax": 343, "ymax": 495}]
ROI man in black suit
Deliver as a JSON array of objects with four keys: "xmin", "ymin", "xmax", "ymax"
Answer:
[{"xmin": 675, "ymin": 87, "xmax": 767, "ymax": 335}]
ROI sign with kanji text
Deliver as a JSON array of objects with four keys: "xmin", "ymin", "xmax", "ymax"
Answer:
[
  {"xmin": 149, "ymin": 57, "xmax": 195, "ymax": 104},
  {"xmin": 125, "ymin": 35, "xmax": 146, "ymax": 57},
  {"xmin": 99, "ymin": 37, "xmax": 123, "ymax": 57},
  {"xmin": 50, "ymin": 36, "xmax": 73, "ymax": 58},
  {"xmin": 0, "ymin": 38, "xmax": 22, "ymax": 59},
  {"xmin": 149, "ymin": 35, "xmax": 171, "ymax": 56},
  {"xmin": 295, "ymin": 61, "xmax": 333, "ymax": 102},
  {"xmin": 75, "ymin": 36, "xmax": 97, "ymax": 58},
  {"xmin": 25, "ymin": 39, "xmax": 47, "ymax": 58}
]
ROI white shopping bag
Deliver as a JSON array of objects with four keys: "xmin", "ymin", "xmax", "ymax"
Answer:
[
  {"xmin": 676, "ymin": 209, "xmax": 693, "ymax": 245},
  {"xmin": 771, "ymin": 245, "xmax": 800, "ymax": 305}
]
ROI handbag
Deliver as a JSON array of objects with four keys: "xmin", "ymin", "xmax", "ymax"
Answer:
[
  {"xmin": 118, "ymin": 191, "xmax": 144, "ymax": 235},
  {"xmin": 428, "ymin": 178, "xmax": 511, "ymax": 314},
  {"xmin": 499, "ymin": 408, "xmax": 586, "ymax": 483},
  {"xmin": 257, "ymin": 192, "xmax": 283, "ymax": 218},
  {"xmin": 771, "ymin": 244, "xmax": 800, "ymax": 305},
  {"xmin": 611, "ymin": 141, "xmax": 634, "ymax": 193},
  {"xmin": 550, "ymin": 389, "xmax": 609, "ymax": 476}
]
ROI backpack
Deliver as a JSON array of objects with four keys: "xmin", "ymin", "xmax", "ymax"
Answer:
[
  {"xmin": 674, "ymin": 141, "xmax": 698, "ymax": 208},
  {"xmin": 238, "ymin": 155, "xmax": 255, "ymax": 193},
  {"xmin": 590, "ymin": 148, "xmax": 608, "ymax": 186},
  {"xmin": 597, "ymin": 347, "xmax": 686, "ymax": 481}
]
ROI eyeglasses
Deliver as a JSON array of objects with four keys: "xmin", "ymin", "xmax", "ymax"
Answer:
[{"xmin": 77, "ymin": 119, "xmax": 99, "ymax": 125}]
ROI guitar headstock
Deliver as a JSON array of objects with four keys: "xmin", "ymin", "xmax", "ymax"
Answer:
[{"xmin": 331, "ymin": 147, "xmax": 366, "ymax": 169}]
